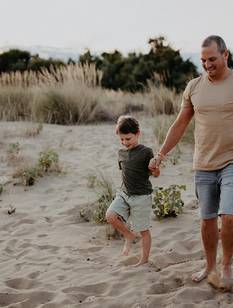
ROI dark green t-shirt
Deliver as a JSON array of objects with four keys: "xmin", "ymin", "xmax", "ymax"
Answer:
[{"xmin": 118, "ymin": 144, "xmax": 154, "ymax": 196}]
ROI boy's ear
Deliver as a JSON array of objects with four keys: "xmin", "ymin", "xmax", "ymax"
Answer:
[{"xmin": 136, "ymin": 130, "xmax": 140, "ymax": 136}]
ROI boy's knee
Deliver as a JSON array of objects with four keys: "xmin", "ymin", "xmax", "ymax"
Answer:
[
  {"xmin": 140, "ymin": 229, "xmax": 150, "ymax": 237},
  {"xmin": 105, "ymin": 211, "xmax": 116, "ymax": 224}
]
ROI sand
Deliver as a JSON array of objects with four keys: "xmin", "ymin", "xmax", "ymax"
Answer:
[{"xmin": 0, "ymin": 119, "xmax": 232, "ymax": 308}]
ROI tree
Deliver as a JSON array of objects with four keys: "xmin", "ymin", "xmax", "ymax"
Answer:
[
  {"xmin": 147, "ymin": 37, "xmax": 198, "ymax": 91},
  {"xmin": 0, "ymin": 49, "xmax": 31, "ymax": 72}
]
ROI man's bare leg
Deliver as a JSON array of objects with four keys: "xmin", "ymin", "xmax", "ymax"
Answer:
[
  {"xmin": 134, "ymin": 230, "xmax": 151, "ymax": 267},
  {"xmin": 106, "ymin": 212, "xmax": 136, "ymax": 255},
  {"xmin": 192, "ymin": 218, "xmax": 218, "ymax": 282},
  {"xmin": 220, "ymin": 215, "xmax": 233, "ymax": 289}
]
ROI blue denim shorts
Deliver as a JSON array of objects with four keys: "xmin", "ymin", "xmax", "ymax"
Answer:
[
  {"xmin": 106, "ymin": 190, "xmax": 152, "ymax": 232},
  {"xmin": 195, "ymin": 164, "xmax": 233, "ymax": 219}
]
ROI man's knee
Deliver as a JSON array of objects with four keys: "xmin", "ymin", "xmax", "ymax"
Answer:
[
  {"xmin": 202, "ymin": 217, "xmax": 217, "ymax": 228},
  {"xmin": 221, "ymin": 214, "xmax": 233, "ymax": 227}
]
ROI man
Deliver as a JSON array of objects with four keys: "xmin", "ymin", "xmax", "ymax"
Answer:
[{"xmin": 149, "ymin": 35, "xmax": 233, "ymax": 290}]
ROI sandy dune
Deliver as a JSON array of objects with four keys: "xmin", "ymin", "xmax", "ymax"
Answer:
[{"xmin": 0, "ymin": 119, "xmax": 232, "ymax": 307}]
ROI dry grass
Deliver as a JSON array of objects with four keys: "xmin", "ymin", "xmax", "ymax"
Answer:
[
  {"xmin": 0, "ymin": 64, "xmax": 182, "ymax": 125},
  {"xmin": 153, "ymin": 114, "xmax": 195, "ymax": 145}
]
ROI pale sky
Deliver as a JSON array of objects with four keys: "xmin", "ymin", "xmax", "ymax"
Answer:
[{"xmin": 0, "ymin": 0, "xmax": 233, "ymax": 54}]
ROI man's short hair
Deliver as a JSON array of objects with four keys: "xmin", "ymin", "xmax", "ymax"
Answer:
[
  {"xmin": 116, "ymin": 115, "xmax": 140, "ymax": 134},
  {"xmin": 202, "ymin": 35, "xmax": 227, "ymax": 53}
]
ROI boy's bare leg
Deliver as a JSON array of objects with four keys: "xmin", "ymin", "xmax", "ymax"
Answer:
[
  {"xmin": 106, "ymin": 212, "xmax": 136, "ymax": 255},
  {"xmin": 134, "ymin": 230, "xmax": 151, "ymax": 266},
  {"xmin": 192, "ymin": 218, "xmax": 218, "ymax": 282}
]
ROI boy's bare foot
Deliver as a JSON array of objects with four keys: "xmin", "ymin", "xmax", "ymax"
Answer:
[
  {"xmin": 191, "ymin": 269, "xmax": 208, "ymax": 282},
  {"xmin": 122, "ymin": 234, "xmax": 136, "ymax": 256}
]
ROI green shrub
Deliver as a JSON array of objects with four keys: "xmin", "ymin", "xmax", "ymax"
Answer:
[
  {"xmin": 8, "ymin": 142, "xmax": 20, "ymax": 155},
  {"xmin": 81, "ymin": 173, "xmax": 115, "ymax": 224},
  {"xmin": 92, "ymin": 175, "xmax": 114, "ymax": 224},
  {"xmin": 22, "ymin": 166, "xmax": 40, "ymax": 186},
  {"xmin": 38, "ymin": 149, "xmax": 59, "ymax": 172},
  {"xmin": 152, "ymin": 184, "xmax": 186, "ymax": 219}
]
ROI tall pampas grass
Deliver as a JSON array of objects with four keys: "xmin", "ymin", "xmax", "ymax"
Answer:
[{"xmin": 0, "ymin": 64, "xmax": 181, "ymax": 124}]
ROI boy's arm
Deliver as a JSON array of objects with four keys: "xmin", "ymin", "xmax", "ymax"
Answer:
[{"xmin": 148, "ymin": 148, "xmax": 160, "ymax": 177}]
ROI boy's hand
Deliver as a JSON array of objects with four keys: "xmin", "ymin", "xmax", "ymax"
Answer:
[
  {"xmin": 151, "ymin": 168, "xmax": 160, "ymax": 177},
  {"xmin": 149, "ymin": 152, "xmax": 165, "ymax": 171}
]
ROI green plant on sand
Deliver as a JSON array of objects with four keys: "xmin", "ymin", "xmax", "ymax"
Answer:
[{"xmin": 152, "ymin": 184, "xmax": 186, "ymax": 219}]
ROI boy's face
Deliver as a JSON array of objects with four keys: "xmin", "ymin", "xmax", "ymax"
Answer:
[{"xmin": 118, "ymin": 131, "xmax": 140, "ymax": 150}]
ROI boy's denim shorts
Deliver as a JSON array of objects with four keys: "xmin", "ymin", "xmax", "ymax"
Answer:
[
  {"xmin": 106, "ymin": 190, "xmax": 152, "ymax": 232},
  {"xmin": 195, "ymin": 163, "xmax": 233, "ymax": 219}
]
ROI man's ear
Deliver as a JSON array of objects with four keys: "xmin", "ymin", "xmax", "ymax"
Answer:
[
  {"xmin": 136, "ymin": 130, "xmax": 141, "ymax": 137},
  {"xmin": 224, "ymin": 49, "xmax": 229, "ymax": 61}
]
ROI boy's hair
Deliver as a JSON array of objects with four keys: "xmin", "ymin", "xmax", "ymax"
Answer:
[{"xmin": 116, "ymin": 115, "xmax": 140, "ymax": 134}]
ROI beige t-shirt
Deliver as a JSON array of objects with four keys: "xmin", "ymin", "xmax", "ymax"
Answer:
[{"xmin": 182, "ymin": 70, "xmax": 233, "ymax": 170}]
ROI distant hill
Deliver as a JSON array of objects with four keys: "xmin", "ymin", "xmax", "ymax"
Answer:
[{"xmin": 0, "ymin": 45, "xmax": 80, "ymax": 62}]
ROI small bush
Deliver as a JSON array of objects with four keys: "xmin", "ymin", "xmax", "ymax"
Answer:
[
  {"xmin": 38, "ymin": 149, "xmax": 59, "ymax": 172},
  {"xmin": 22, "ymin": 166, "xmax": 40, "ymax": 186},
  {"xmin": 81, "ymin": 173, "xmax": 115, "ymax": 224},
  {"xmin": 13, "ymin": 149, "xmax": 60, "ymax": 186},
  {"xmin": 92, "ymin": 175, "xmax": 114, "ymax": 224},
  {"xmin": 8, "ymin": 142, "xmax": 20, "ymax": 155},
  {"xmin": 6, "ymin": 142, "xmax": 23, "ymax": 166},
  {"xmin": 152, "ymin": 184, "xmax": 186, "ymax": 219}
]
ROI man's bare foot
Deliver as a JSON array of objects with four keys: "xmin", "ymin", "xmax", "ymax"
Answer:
[
  {"xmin": 219, "ymin": 266, "xmax": 233, "ymax": 291},
  {"xmin": 122, "ymin": 234, "xmax": 136, "ymax": 256},
  {"xmin": 191, "ymin": 269, "xmax": 209, "ymax": 282},
  {"xmin": 207, "ymin": 271, "xmax": 220, "ymax": 289}
]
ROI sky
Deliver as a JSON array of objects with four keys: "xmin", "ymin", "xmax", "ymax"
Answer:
[{"xmin": 0, "ymin": 0, "xmax": 233, "ymax": 55}]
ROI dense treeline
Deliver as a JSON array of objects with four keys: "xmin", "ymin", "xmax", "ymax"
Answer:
[
  {"xmin": 80, "ymin": 37, "xmax": 199, "ymax": 92},
  {"xmin": 0, "ymin": 37, "xmax": 232, "ymax": 93}
]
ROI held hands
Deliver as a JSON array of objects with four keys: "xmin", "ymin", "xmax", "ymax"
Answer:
[
  {"xmin": 149, "ymin": 152, "xmax": 165, "ymax": 177},
  {"xmin": 151, "ymin": 168, "xmax": 160, "ymax": 177}
]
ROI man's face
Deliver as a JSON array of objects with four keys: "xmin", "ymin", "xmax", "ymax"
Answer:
[
  {"xmin": 201, "ymin": 42, "xmax": 228, "ymax": 80},
  {"xmin": 119, "ymin": 132, "xmax": 139, "ymax": 150}
]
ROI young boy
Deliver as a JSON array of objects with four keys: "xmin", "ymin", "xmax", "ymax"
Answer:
[{"xmin": 106, "ymin": 115, "xmax": 159, "ymax": 266}]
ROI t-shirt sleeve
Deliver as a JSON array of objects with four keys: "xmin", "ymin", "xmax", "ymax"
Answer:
[
  {"xmin": 145, "ymin": 148, "xmax": 154, "ymax": 165},
  {"xmin": 118, "ymin": 150, "xmax": 122, "ymax": 170}
]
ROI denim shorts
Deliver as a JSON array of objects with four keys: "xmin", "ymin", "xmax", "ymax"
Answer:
[
  {"xmin": 195, "ymin": 163, "xmax": 233, "ymax": 219},
  {"xmin": 106, "ymin": 190, "xmax": 152, "ymax": 232}
]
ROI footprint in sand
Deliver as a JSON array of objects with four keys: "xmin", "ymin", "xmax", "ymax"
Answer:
[
  {"xmin": 147, "ymin": 282, "xmax": 171, "ymax": 295},
  {"xmin": 118, "ymin": 255, "xmax": 139, "ymax": 266},
  {"xmin": 5, "ymin": 277, "xmax": 40, "ymax": 290},
  {"xmin": 28, "ymin": 271, "xmax": 41, "ymax": 279},
  {"xmin": 62, "ymin": 282, "xmax": 108, "ymax": 295}
]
